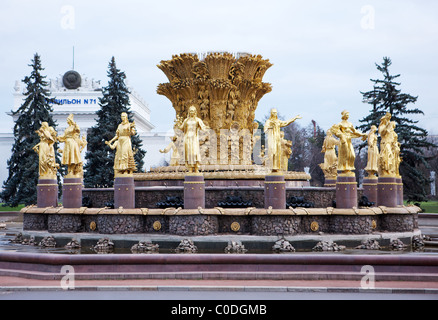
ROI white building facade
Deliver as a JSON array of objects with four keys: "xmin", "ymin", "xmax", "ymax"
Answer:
[{"xmin": 0, "ymin": 70, "xmax": 171, "ymax": 192}]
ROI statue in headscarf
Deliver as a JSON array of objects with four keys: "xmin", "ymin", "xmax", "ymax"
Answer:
[{"xmin": 58, "ymin": 114, "xmax": 87, "ymax": 178}]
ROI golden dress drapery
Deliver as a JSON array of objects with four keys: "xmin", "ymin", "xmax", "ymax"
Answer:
[
  {"xmin": 180, "ymin": 117, "xmax": 208, "ymax": 167},
  {"xmin": 114, "ymin": 122, "xmax": 137, "ymax": 172},
  {"xmin": 264, "ymin": 118, "xmax": 289, "ymax": 171},
  {"xmin": 58, "ymin": 124, "xmax": 82, "ymax": 167}
]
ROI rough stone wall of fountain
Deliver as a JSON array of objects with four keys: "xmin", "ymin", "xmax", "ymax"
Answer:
[
  {"xmin": 329, "ymin": 216, "xmax": 374, "ymax": 234},
  {"xmin": 48, "ymin": 214, "xmax": 82, "ymax": 233},
  {"xmin": 22, "ymin": 210, "xmax": 419, "ymax": 236},
  {"xmin": 379, "ymin": 214, "xmax": 415, "ymax": 232},
  {"xmin": 97, "ymin": 215, "xmax": 144, "ymax": 234},
  {"xmin": 23, "ymin": 214, "xmax": 48, "ymax": 231},
  {"xmin": 168, "ymin": 215, "xmax": 219, "ymax": 236},
  {"xmin": 251, "ymin": 216, "xmax": 301, "ymax": 236},
  {"xmin": 218, "ymin": 216, "xmax": 251, "ymax": 234}
]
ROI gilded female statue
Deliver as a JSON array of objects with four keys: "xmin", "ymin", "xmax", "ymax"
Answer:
[
  {"xmin": 319, "ymin": 128, "xmax": 340, "ymax": 178},
  {"xmin": 280, "ymin": 131, "xmax": 293, "ymax": 172},
  {"xmin": 378, "ymin": 113, "xmax": 395, "ymax": 177},
  {"xmin": 390, "ymin": 121, "xmax": 402, "ymax": 177},
  {"xmin": 160, "ymin": 135, "xmax": 180, "ymax": 167},
  {"xmin": 58, "ymin": 114, "xmax": 87, "ymax": 178},
  {"xmin": 264, "ymin": 109, "xmax": 302, "ymax": 172},
  {"xmin": 179, "ymin": 106, "xmax": 209, "ymax": 173},
  {"xmin": 33, "ymin": 122, "xmax": 59, "ymax": 179},
  {"xmin": 331, "ymin": 110, "xmax": 367, "ymax": 174},
  {"xmin": 364, "ymin": 125, "xmax": 379, "ymax": 177},
  {"xmin": 105, "ymin": 112, "xmax": 137, "ymax": 176}
]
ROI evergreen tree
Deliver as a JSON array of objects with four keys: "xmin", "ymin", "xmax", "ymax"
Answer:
[
  {"xmin": 306, "ymin": 121, "xmax": 326, "ymax": 187},
  {"xmin": 358, "ymin": 57, "xmax": 436, "ymax": 202},
  {"xmin": 84, "ymin": 57, "xmax": 146, "ymax": 188},
  {"xmin": 1, "ymin": 54, "xmax": 59, "ymax": 206}
]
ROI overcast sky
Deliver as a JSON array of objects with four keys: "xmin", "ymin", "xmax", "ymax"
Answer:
[{"xmin": 1, "ymin": 0, "xmax": 437, "ymax": 135}]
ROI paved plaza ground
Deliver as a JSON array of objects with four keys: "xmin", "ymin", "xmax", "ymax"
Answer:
[{"xmin": 0, "ymin": 212, "xmax": 437, "ymax": 300}]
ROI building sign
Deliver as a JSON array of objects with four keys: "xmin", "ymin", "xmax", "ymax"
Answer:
[{"xmin": 50, "ymin": 99, "xmax": 98, "ymax": 105}]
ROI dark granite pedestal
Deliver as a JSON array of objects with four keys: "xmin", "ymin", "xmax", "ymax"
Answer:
[
  {"xmin": 396, "ymin": 177, "xmax": 404, "ymax": 206},
  {"xmin": 336, "ymin": 174, "xmax": 358, "ymax": 209},
  {"xmin": 264, "ymin": 174, "xmax": 286, "ymax": 209},
  {"xmin": 114, "ymin": 176, "xmax": 135, "ymax": 209},
  {"xmin": 184, "ymin": 174, "xmax": 205, "ymax": 209},
  {"xmin": 62, "ymin": 177, "xmax": 83, "ymax": 208},
  {"xmin": 363, "ymin": 176, "xmax": 378, "ymax": 207},
  {"xmin": 37, "ymin": 179, "xmax": 58, "ymax": 208},
  {"xmin": 378, "ymin": 176, "xmax": 399, "ymax": 208},
  {"xmin": 324, "ymin": 177, "xmax": 337, "ymax": 188}
]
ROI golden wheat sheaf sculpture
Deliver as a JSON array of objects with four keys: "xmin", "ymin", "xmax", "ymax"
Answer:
[{"xmin": 157, "ymin": 52, "xmax": 273, "ymax": 165}]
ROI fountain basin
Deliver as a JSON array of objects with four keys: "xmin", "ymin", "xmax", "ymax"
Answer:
[
  {"xmin": 21, "ymin": 206, "xmax": 421, "ymax": 236},
  {"xmin": 0, "ymin": 248, "xmax": 437, "ymax": 282}
]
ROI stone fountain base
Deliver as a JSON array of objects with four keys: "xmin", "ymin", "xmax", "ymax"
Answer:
[
  {"xmin": 133, "ymin": 165, "xmax": 311, "ymax": 188},
  {"xmin": 21, "ymin": 205, "xmax": 421, "ymax": 237}
]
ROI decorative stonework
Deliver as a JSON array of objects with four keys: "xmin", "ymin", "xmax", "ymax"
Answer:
[
  {"xmin": 168, "ymin": 215, "xmax": 219, "ymax": 236},
  {"xmin": 97, "ymin": 215, "xmax": 144, "ymax": 234},
  {"xmin": 310, "ymin": 221, "xmax": 319, "ymax": 232},
  {"xmin": 22, "ymin": 206, "xmax": 421, "ymax": 236},
  {"xmin": 231, "ymin": 222, "xmax": 241, "ymax": 232},
  {"xmin": 153, "ymin": 221, "xmax": 162, "ymax": 231}
]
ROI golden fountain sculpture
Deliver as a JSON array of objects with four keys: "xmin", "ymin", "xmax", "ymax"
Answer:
[
  {"xmin": 33, "ymin": 122, "xmax": 60, "ymax": 180},
  {"xmin": 330, "ymin": 110, "xmax": 367, "ymax": 176},
  {"xmin": 319, "ymin": 128, "xmax": 340, "ymax": 184},
  {"xmin": 135, "ymin": 52, "xmax": 311, "ymax": 185},
  {"xmin": 157, "ymin": 52, "xmax": 272, "ymax": 164},
  {"xmin": 378, "ymin": 112, "xmax": 402, "ymax": 178},
  {"xmin": 178, "ymin": 106, "xmax": 209, "ymax": 174},
  {"xmin": 157, "ymin": 52, "xmax": 273, "ymax": 135},
  {"xmin": 264, "ymin": 108, "xmax": 302, "ymax": 173}
]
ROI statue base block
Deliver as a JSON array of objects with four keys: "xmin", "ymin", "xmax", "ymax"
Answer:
[
  {"xmin": 336, "ymin": 175, "xmax": 358, "ymax": 209},
  {"xmin": 37, "ymin": 179, "xmax": 58, "ymax": 208},
  {"xmin": 184, "ymin": 174, "xmax": 205, "ymax": 209},
  {"xmin": 397, "ymin": 177, "xmax": 404, "ymax": 206},
  {"xmin": 324, "ymin": 178, "xmax": 337, "ymax": 188},
  {"xmin": 378, "ymin": 176, "xmax": 398, "ymax": 207},
  {"xmin": 114, "ymin": 176, "xmax": 135, "ymax": 209},
  {"xmin": 363, "ymin": 176, "xmax": 378, "ymax": 207},
  {"xmin": 62, "ymin": 178, "xmax": 83, "ymax": 208},
  {"xmin": 265, "ymin": 174, "xmax": 286, "ymax": 209}
]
